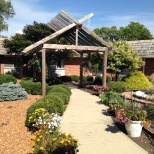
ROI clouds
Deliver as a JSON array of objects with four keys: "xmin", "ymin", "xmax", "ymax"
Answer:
[{"xmin": 1, "ymin": 0, "xmax": 56, "ymax": 37}]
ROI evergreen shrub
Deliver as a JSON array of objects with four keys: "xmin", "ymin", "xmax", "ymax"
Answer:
[
  {"xmin": 86, "ymin": 75, "xmax": 93, "ymax": 81},
  {"xmin": 0, "ymin": 82, "xmax": 27, "ymax": 101},
  {"xmin": 94, "ymin": 75, "xmax": 102, "ymax": 85},
  {"xmin": 71, "ymin": 75, "xmax": 79, "ymax": 82},
  {"xmin": 122, "ymin": 71, "xmax": 153, "ymax": 90},
  {"xmin": 0, "ymin": 74, "xmax": 17, "ymax": 84}
]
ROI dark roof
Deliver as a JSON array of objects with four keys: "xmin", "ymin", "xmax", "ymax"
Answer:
[{"xmin": 128, "ymin": 40, "xmax": 154, "ymax": 58}]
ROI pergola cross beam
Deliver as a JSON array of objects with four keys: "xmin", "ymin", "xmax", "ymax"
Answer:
[{"xmin": 22, "ymin": 12, "xmax": 93, "ymax": 54}]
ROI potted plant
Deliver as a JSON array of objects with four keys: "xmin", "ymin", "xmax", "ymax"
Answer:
[{"xmin": 116, "ymin": 101, "xmax": 148, "ymax": 137}]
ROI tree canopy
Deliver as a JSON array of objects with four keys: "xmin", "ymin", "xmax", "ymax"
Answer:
[
  {"xmin": 94, "ymin": 22, "xmax": 153, "ymax": 42},
  {"xmin": 0, "ymin": 0, "xmax": 15, "ymax": 32}
]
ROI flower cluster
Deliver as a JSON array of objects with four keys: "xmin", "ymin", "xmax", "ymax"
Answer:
[
  {"xmin": 116, "ymin": 106, "xmax": 148, "ymax": 124},
  {"xmin": 93, "ymin": 85, "xmax": 110, "ymax": 92},
  {"xmin": 93, "ymin": 85, "xmax": 101, "ymax": 91},
  {"xmin": 31, "ymin": 130, "xmax": 79, "ymax": 154},
  {"xmin": 28, "ymin": 108, "xmax": 62, "ymax": 131},
  {"xmin": 102, "ymin": 86, "xmax": 110, "ymax": 92}
]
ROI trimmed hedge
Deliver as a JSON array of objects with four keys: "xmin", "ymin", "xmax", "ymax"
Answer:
[
  {"xmin": 0, "ymin": 74, "xmax": 17, "ymax": 84},
  {"xmin": 71, "ymin": 75, "xmax": 79, "ymax": 82},
  {"xmin": 94, "ymin": 75, "xmax": 102, "ymax": 85},
  {"xmin": 86, "ymin": 75, "xmax": 93, "ymax": 81},
  {"xmin": 20, "ymin": 78, "xmax": 51, "ymax": 95}
]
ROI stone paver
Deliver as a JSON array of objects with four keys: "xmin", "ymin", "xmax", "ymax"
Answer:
[{"xmin": 61, "ymin": 88, "xmax": 148, "ymax": 154}]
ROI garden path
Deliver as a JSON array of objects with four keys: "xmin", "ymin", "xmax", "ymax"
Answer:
[{"xmin": 61, "ymin": 85, "xmax": 148, "ymax": 154}]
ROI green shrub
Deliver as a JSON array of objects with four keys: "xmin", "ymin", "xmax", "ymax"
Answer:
[
  {"xmin": 106, "ymin": 76, "xmax": 111, "ymax": 83},
  {"xmin": 47, "ymin": 92, "xmax": 69, "ymax": 104},
  {"xmin": 0, "ymin": 82, "xmax": 27, "ymax": 101},
  {"xmin": 59, "ymin": 76, "xmax": 72, "ymax": 82},
  {"xmin": 49, "ymin": 86, "xmax": 71, "ymax": 97},
  {"xmin": 100, "ymin": 91, "xmax": 124, "ymax": 106},
  {"xmin": 20, "ymin": 78, "xmax": 50, "ymax": 95},
  {"xmin": 144, "ymin": 104, "xmax": 154, "ymax": 122},
  {"xmin": 122, "ymin": 71, "xmax": 153, "ymax": 91},
  {"xmin": 49, "ymin": 85, "xmax": 71, "ymax": 96},
  {"xmin": 149, "ymin": 73, "xmax": 154, "ymax": 84},
  {"xmin": 94, "ymin": 75, "xmax": 102, "ymax": 85},
  {"xmin": 46, "ymin": 77, "xmax": 62, "ymax": 86},
  {"xmin": 86, "ymin": 75, "xmax": 93, "ymax": 81},
  {"xmin": 25, "ymin": 95, "xmax": 65, "ymax": 128},
  {"xmin": 107, "ymin": 81, "xmax": 126, "ymax": 93},
  {"xmin": 0, "ymin": 74, "xmax": 17, "ymax": 84},
  {"xmin": 71, "ymin": 75, "xmax": 79, "ymax": 82}
]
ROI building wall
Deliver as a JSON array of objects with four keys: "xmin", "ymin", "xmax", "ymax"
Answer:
[
  {"xmin": 143, "ymin": 58, "xmax": 154, "ymax": 76},
  {"xmin": 64, "ymin": 57, "xmax": 91, "ymax": 76}
]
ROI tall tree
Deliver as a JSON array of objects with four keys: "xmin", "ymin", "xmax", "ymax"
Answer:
[
  {"xmin": 93, "ymin": 22, "xmax": 153, "ymax": 42},
  {"xmin": 107, "ymin": 40, "xmax": 144, "ymax": 80},
  {"xmin": 0, "ymin": 0, "xmax": 15, "ymax": 32},
  {"xmin": 120, "ymin": 22, "xmax": 153, "ymax": 41}
]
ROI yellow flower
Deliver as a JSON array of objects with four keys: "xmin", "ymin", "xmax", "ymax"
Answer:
[
  {"xmin": 40, "ymin": 147, "xmax": 44, "ymax": 151},
  {"xmin": 45, "ymin": 131, "xmax": 48, "ymax": 134},
  {"xmin": 32, "ymin": 148, "xmax": 35, "ymax": 152},
  {"xmin": 60, "ymin": 140, "xmax": 64, "ymax": 144},
  {"xmin": 37, "ymin": 138, "xmax": 40, "ymax": 142},
  {"xmin": 52, "ymin": 138, "xmax": 57, "ymax": 141},
  {"xmin": 31, "ymin": 141, "xmax": 35, "ymax": 146},
  {"xmin": 39, "ymin": 135, "xmax": 43, "ymax": 139}
]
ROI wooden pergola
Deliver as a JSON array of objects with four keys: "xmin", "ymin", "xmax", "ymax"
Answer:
[{"xmin": 22, "ymin": 10, "xmax": 113, "ymax": 96}]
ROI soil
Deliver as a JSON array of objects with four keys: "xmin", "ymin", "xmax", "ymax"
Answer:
[
  {"xmin": 0, "ymin": 94, "xmax": 43, "ymax": 154},
  {"xmin": 79, "ymin": 86, "xmax": 154, "ymax": 154}
]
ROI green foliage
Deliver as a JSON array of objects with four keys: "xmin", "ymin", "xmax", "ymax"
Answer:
[
  {"xmin": 0, "ymin": 74, "xmax": 17, "ymax": 84},
  {"xmin": 86, "ymin": 75, "xmax": 93, "ymax": 81},
  {"xmin": 123, "ymin": 71, "xmax": 153, "ymax": 90},
  {"xmin": 47, "ymin": 92, "xmax": 69, "ymax": 105},
  {"xmin": 144, "ymin": 104, "xmax": 154, "ymax": 122},
  {"xmin": 107, "ymin": 41, "xmax": 144, "ymax": 79},
  {"xmin": 0, "ymin": 82, "xmax": 27, "ymax": 101},
  {"xmin": 149, "ymin": 73, "xmax": 154, "ymax": 84},
  {"xmin": 71, "ymin": 75, "xmax": 79, "ymax": 82},
  {"xmin": 49, "ymin": 86, "xmax": 71, "ymax": 97},
  {"xmin": 20, "ymin": 78, "xmax": 50, "ymax": 95},
  {"xmin": 106, "ymin": 76, "xmax": 111, "ymax": 83},
  {"xmin": 26, "ymin": 95, "xmax": 65, "ymax": 128},
  {"xmin": 100, "ymin": 91, "xmax": 124, "ymax": 106},
  {"xmin": 31, "ymin": 130, "xmax": 79, "ymax": 154},
  {"xmin": 119, "ymin": 22, "xmax": 153, "ymax": 41},
  {"xmin": 93, "ymin": 22, "xmax": 153, "ymax": 42},
  {"xmin": 0, "ymin": 0, "xmax": 15, "ymax": 32},
  {"xmin": 94, "ymin": 75, "xmax": 102, "ymax": 85},
  {"xmin": 94, "ymin": 26, "xmax": 121, "ymax": 42},
  {"xmin": 107, "ymin": 81, "xmax": 126, "ymax": 93},
  {"xmin": 59, "ymin": 76, "xmax": 72, "ymax": 82}
]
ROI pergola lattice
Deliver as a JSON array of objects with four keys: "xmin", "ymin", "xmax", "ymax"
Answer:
[{"xmin": 22, "ymin": 10, "xmax": 114, "ymax": 96}]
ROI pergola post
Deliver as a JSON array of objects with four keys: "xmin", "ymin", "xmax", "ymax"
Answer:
[
  {"xmin": 79, "ymin": 52, "xmax": 83, "ymax": 87},
  {"xmin": 42, "ymin": 49, "xmax": 46, "ymax": 96},
  {"xmin": 102, "ymin": 50, "xmax": 108, "ymax": 87}
]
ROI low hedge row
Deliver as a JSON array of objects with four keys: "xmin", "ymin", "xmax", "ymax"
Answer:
[
  {"xmin": 25, "ymin": 85, "xmax": 71, "ymax": 129},
  {"xmin": 0, "ymin": 74, "xmax": 17, "ymax": 85}
]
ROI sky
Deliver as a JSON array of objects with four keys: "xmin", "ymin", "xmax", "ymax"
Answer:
[{"xmin": 1, "ymin": 0, "xmax": 154, "ymax": 38}]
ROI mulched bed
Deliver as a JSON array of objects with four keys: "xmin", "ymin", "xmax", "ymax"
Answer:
[{"xmin": 78, "ymin": 86, "xmax": 154, "ymax": 154}]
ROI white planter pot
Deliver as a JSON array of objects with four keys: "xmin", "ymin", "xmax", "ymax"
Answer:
[{"xmin": 125, "ymin": 121, "xmax": 143, "ymax": 137}]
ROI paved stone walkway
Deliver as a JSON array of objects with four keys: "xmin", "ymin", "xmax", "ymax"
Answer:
[{"xmin": 61, "ymin": 87, "xmax": 148, "ymax": 154}]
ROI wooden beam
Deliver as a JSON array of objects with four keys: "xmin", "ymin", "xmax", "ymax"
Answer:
[
  {"xmin": 22, "ymin": 13, "xmax": 93, "ymax": 53},
  {"xmin": 102, "ymin": 50, "xmax": 108, "ymax": 87},
  {"xmin": 79, "ymin": 52, "xmax": 83, "ymax": 86},
  {"xmin": 61, "ymin": 10, "xmax": 115, "ymax": 51},
  {"xmin": 42, "ymin": 49, "xmax": 46, "ymax": 96},
  {"xmin": 43, "ymin": 44, "xmax": 108, "ymax": 52}
]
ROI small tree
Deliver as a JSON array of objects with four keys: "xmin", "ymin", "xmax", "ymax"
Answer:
[{"xmin": 107, "ymin": 40, "xmax": 144, "ymax": 80}]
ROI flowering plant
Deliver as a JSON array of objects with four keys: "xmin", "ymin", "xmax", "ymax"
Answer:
[
  {"xmin": 28, "ymin": 108, "xmax": 62, "ymax": 131},
  {"xmin": 31, "ymin": 130, "xmax": 79, "ymax": 154},
  {"xmin": 116, "ymin": 102, "xmax": 148, "ymax": 124},
  {"xmin": 102, "ymin": 86, "xmax": 110, "ymax": 92},
  {"xmin": 93, "ymin": 85, "xmax": 110, "ymax": 92}
]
